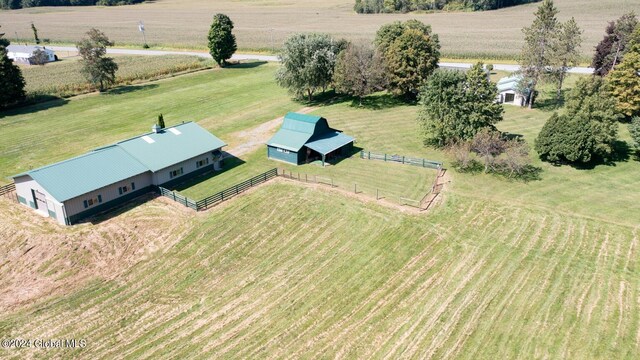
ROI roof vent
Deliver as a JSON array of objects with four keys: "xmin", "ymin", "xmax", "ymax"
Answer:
[{"xmin": 152, "ymin": 124, "xmax": 161, "ymax": 133}]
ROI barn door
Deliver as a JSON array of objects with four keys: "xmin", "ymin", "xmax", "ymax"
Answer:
[{"xmin": 33, "ymin": 190, "xmax": 48, "ymax": 213}]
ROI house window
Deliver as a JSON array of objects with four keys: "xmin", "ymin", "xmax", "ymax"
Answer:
[
  {"xmin": 118, "ymin": 185, "xmax": 129, "ymax": 195},
  {"xmin": 169, "ymin": 167, "xmax": 184, "ymax": 179},
  {"xmin": 131, "ymin": 182, "xmax": 135, "ymax": 191},
  {"xmin": 504, "ymin": 93, "xmax": 515, "ymax": 103},
  {"xmin": 84, "ymin": 195, "xmax": 101, "ymax": 208},
  {"xmin": 196, "ymin": 158, "xmax": 209, "ymax": 168}
]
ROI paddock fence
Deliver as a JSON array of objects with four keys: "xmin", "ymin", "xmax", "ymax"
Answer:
[
  {"xmin": 157, "ymin": 186, "xmax": 198, "ymax": 210},
  {"xmin": 195, "ymin": 168, "xmax": 278, "ymax": 210},
  {"xmin": 360, "ymin": 150, "xmax": 443, "ymax": 170},
  {"xmin": 0, "ymin": 182, "xmax": 16, "ymax": 198}
]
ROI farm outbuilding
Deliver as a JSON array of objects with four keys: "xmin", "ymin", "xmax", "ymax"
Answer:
[
  {"xmin": 13, "ymin": 122, "xmax": 226, "ymax": 225},
  {"xmin": 496, "ymin": 75, "xmax": 527, "ymax": 106},
  {"xmin": 266, "ymin": 112, "xmax": 354, "ymax": 166},
  {"xmin": 7, "ymin": 45, "xmax": 56, "ymax": 64}
]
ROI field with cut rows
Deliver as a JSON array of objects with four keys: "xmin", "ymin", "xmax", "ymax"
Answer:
[
  {"xmin": 20, "ymin": 55, "xmax": 214, "ymax": 99},
  {"xmin": 1, "ymin": 182, "xmax": 639, "ymax": 358},
  {"xmin": 1, "ymin": 0, "xmax": 639, "ymax": 58},
  {"xmin": 1, "ymin": 60, "xmax": 640, "ymax": 358}
]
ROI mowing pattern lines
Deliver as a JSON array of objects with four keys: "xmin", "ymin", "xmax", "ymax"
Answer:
[{"xmin": 1, "ymin": 183, "xmax": 639, "ymax": 359}]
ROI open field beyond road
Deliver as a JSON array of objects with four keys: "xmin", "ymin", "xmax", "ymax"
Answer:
[
  {"xmin": 1, "ymin": 0, "xmax": 639, "ymax": 58},
  {"xmin": 1, "ymin": 62, "xmax": 640, "ymax": 358}
]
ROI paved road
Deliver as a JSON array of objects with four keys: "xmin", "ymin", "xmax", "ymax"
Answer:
[{"xmin": 49, "ymin": 46, "xmax": 594, "ymax": 74}]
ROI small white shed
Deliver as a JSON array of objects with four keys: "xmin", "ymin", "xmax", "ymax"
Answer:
[
  {"xmin": 496, "ymin": 75, "xmax": 525, "ymax": 106},
  {"xmin": 6, "ymin": 45, "xmax": 56, "ymax": 64}
]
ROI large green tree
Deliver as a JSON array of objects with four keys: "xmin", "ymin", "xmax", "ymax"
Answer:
[
  {"xmin": 519, "ymin": 0, "xmax": 558, "ymax": 108},
  {"xmin": 207, "ymin": 13, "xmax": 237, "ymax": 67},
  {"xmin": 608, "ymin": 25, "xmax": 640, "ymax": 119},
  {"xmin": 0, "ymin": 25, "xmax": 26, "ymax": 109},
  {"xmin": 333, "ymin": 42, "xmax": 386, "ymax": 103},
  {"xmin": 77, "ymin": 28, "xmax": 118, "ymax": 92},
  {"xmin": 535, "ymin": 76, "xmax": 619, "ymax": 163},
  {"xmin": 375, "ymin": 20, "xmax": 440, "ymax": 99},
  {"xmin": 275, "ymin": 33, "xmax": 342, "ymax": 101},
  {"xmin": 549, "ymin": 17, "xmax": 582, "ymax": 103},
  {"xmin": 418, "ymin": 62, "xmax": 503, "ymax": 146}
]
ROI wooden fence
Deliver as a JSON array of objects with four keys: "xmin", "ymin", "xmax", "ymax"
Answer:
[
  {"xmin": 360, "ymin": 150, "xmax": 443, "ymax": 170},
  {"xmin": 157, "ymin": 186, "xmax": 198, "ymax": 210},
  {"xmin": 0, "ymin": 182, "xmax": 16, "ymax": 197},
  {"xmin": 195, "ymin": 168, "xmax": 278, "ymax": 210}
]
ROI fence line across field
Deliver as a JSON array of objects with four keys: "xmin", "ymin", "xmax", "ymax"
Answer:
[{"xmin": 360, "ymin": 150, "xmax": 443, "ymax": 170}]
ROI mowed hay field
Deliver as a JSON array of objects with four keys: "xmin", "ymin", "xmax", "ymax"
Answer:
[
  {"xmin": 1, "ymin": 183, "xmax": 639, "ymax": 358},
  {"xmin": 1, "ymin": 64, "xmax": 640, "ymax": 358},
  {"xmin": 0, "ymin": 0, "xmax": 639, "ymax": 58}
]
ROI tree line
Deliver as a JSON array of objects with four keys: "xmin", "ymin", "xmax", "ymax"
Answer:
[
  {"xmin": 354, "ymin": 0, "xmax": 540, "ymax": 14},
  {"xmin": 0, "ymin": 0, "xmax": 144, "ymax": 9}
]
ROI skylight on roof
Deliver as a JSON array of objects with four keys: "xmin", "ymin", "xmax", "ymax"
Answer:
[
  {"xmin": 168, "ymin": 128, "xmax": 182, "ymax": 135},
  {"xmin": 142, "ymin": 136, "xmax": 155, "ymax": 144}
]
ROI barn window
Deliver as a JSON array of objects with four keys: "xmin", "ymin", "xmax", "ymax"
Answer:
[
  {"xmin": 119, "ymin": 185, "xmax": 129, "ymax": 195},
  {"xmin": 505, "ymin": 93, "xmax": 515, "ymax": 103},
  {"xmin": 98, "ymin": 195, "xmax": 102, "ymax": 203},
  {"xmin": 131, "ymin": 182, "xmax": 135, "ymax": 191}
]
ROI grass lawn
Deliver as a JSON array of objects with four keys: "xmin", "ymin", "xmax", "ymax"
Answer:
[
  {"xmin": 0, "ymin": 62, "xmax": 295, "ymax": 181},
  {"xmin": 1, "ymin": 63, "xmax": 640, "ymax": 358},
  {"xmin": 175, "ymin": 149, "xmax": 437, "ymax": 206}
]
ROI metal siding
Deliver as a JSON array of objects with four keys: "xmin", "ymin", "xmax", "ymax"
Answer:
[
  {"xmin": 267, "ymin": 146, "xmax": 299, "ymax": 164},
  {"xmin": 63, "ymin": 172, "xmax": 153, "ymax": 217},
  {"xmin": 14, "ymin": 175, "xmax": 67, "ymax": 225},
  {"xmin": 155, "ymin": 152, "xmax": 214, "ymax": 186}
]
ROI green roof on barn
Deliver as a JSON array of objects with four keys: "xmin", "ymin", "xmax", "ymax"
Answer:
[
  {"xmin": 14, "ymin": 122, "xmax": 226, "ymax": 202},
  {"xmin": 16, "ymin": 146, "xmax": 149, "ymax": 202},
  {"xmin": 305, "ymin": 131, "xmax": 355, "ymax": 155},
  {"xmin": 267, "ymin": 112, "xmax": 329, "ymax": 152}
]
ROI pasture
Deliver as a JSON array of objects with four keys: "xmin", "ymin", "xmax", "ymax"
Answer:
[
  {"xmin": 0, "ymin": 0, "xmax": 639, "ymax": 58},
  {"xmin": 0, "ymin": 62, "xmax": 640, "ymax": 358}
]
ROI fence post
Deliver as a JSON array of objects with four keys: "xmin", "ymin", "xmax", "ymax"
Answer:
[
  {"xmin": 305, "ymin": 174, "xmax": 308, "ymax": 182},
  {"xmin": 423, "ymin": 159, "xmax": 425, "ymax": 167},
  {"xmin": 354, "ymin": 183, "xmax": 357, "ymax": 194},
  {"xmin": 376, "ymin": 189, "xmax": 379, "ymax": 200},
  {"xmin": 384, "ymin": 153, "xmax": 386, "ymax": 162},
  {"xmin": 172, "ymin": 191, "xmax": 176, "ymax": 201},
  {"xmin": 402, "ymin": 156, "xmax": 405, "ymax": 164},
  {"xmin": 298, "ymin": 172, "xmax": 300, "ymax": 181},
  {"xmin": 251, "ymin": 178, "xmax": 253, "ymax": 186},
  {"xmin": 331, "ymin": 178, "xmax": 334, "ymax": 187},
  {"xmin": 368, "ymin": 151, "xmax": 371, "ymax": 160}
]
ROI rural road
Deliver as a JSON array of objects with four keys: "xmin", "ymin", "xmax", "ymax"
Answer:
[{"xmin": 48, "ymin": 46, "xmax": 594, "ymax": 74}]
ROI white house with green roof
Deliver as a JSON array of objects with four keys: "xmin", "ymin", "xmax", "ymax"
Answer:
[
  {"xmin": 266, "ymin": 112, "xmax": 354, "ymax": 166},
  {"xmin": 13, "ymin": 122, "xmax": 226, "ymax": 225}
]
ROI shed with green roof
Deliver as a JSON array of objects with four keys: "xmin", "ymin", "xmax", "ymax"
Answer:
[
  {"xmin": 266, "ymin": 112, "xmax": 354, "ymax": 166},
  {"xmin": 13, "ymin": 122, "xmax": 226, "ymax": 225}
]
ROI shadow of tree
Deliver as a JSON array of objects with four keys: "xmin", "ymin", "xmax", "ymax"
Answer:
[
  {"xmin": 105, "ymin": 83, "xmax": 159, "ymax": 95},
  {"xmin": 0, "ymin": 96, "xmax": 69, "ymax": 118},
  {"xmin": 227, "ymin": 60, "xmax": 269, "ymax": 69}
]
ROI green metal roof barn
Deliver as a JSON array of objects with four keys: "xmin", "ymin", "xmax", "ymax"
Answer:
[{"xmin": 266, "ymin": 112, "xmax": 355, "ymax": 166}]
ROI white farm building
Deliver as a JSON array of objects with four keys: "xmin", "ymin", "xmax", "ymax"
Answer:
[
  {"xmin": 12, "ymin": 122, "xmax": 226, "ymax": 225},
  {"xmin": 496, "ymin": 75, "xmax": 526, "ymax": 106},
  {"xmin": 7, "ymin": 45, "xmax": 56, "ymax": 64}
]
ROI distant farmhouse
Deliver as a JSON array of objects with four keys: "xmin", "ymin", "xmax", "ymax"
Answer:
[
  {"xmin": 496, "ymin": 75, "xmax": 526, "ymax": 106},
  {"xmin": 266, "ymin": 112, "xmax": 355, "ymax": 166},
  {"xmin": 13, "ymin": 122, "xmax": 226, "ymax": 225},
  {"xmin": 7, "ymin": 45, "xmax": 56, "ymax": 64}
]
